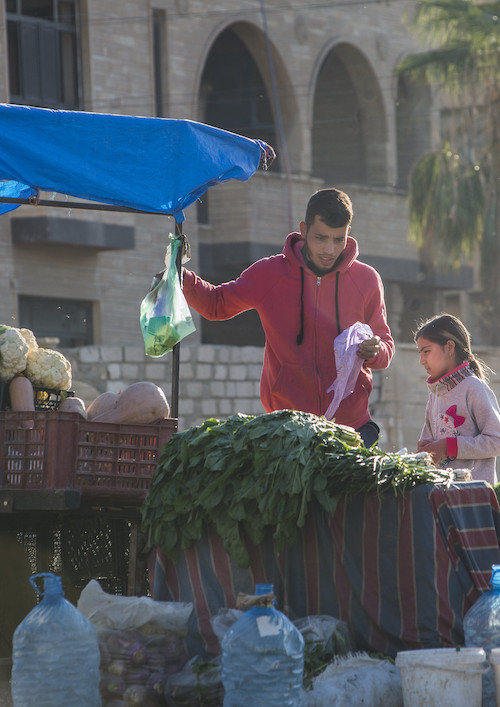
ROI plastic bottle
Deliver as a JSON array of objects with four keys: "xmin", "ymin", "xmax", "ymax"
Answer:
[
  {"xmin": 463, "ymin": 564, "xmax": 500, "ymax": 706},
  {"xmin": 11, "ymin": 572, "xmax": 102, "ymax": 707},
  {"xmin": 221, "ymin": 583, "xmax": 305, "ymax": 706}
]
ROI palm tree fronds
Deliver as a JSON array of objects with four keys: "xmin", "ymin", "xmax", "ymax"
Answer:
[
  {"xmin": 401, "ymin": 0, "xmax": 500, "ymax": 89},
  {"xmin": 408, "ymin": 146, "xmax": 484, "ymax": 265},
  {"xmin": 397, "ymin": 46, "xmax": 471, "ymax": 80}
]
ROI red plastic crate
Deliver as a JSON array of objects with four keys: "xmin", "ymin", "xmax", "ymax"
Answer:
[
  {"xmin": 0, "ymin": 411, "xmax": 177, "ymax": 502},
  {"xmin": 0, "ymin": 411, "xmax": 77, "ymax": 490},
  {"xmin": 74, "ymin": 417, "xmax": 177, "ymax": 499}
]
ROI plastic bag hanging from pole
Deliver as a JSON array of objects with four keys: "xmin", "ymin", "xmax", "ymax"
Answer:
[
  {"xmin": 324, "ymin": 321, "xmax": 373, "ymax": 420},
  {"xmin": 140, "ymin": 233, "xmax": 195, "ymax": 357}
]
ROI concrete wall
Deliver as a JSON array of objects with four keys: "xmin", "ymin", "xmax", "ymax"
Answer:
[{"xmin": 63, "ymin": 342, "xmax": 500, "ymax": 454}]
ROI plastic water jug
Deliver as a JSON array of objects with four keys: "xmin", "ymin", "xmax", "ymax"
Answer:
[
  {"xmin": 464, "ymin": 564, "xmax": 500, "ymax": 706},
  {"xmin": 221, "ymin": 583, "xmax": 305, "ymax": 706},
  {"xmin": 11, "ymin": 572, "xmax": 101, "ymax": 707}
]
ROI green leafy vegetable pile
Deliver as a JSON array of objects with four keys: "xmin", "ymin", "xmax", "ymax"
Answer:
[
  {"xmin": 142, "ymin": 410, "xmax": 453, "ymax": 568},
  {"xmin": 494, "ymin": 483, "xmax": 500, "ymax": 507}
]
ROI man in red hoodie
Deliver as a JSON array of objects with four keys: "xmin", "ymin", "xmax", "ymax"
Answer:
[{"xmin": 182, "ymin": 188, "xmax": 394, "ymax": 446}]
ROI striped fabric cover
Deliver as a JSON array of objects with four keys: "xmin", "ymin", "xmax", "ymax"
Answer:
[{"xmin": 149, "ymin": 481, "xmax": 500, "ymax": 658}]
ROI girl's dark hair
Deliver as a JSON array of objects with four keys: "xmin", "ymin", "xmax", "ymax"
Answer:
[{"xmin": 414, "ymin": 313, "xmax": 490, "ymax": 380}]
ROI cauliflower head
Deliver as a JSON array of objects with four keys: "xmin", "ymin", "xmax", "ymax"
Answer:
[
  {"xmin": 0, "ymin": 325, "xmax": 30, "ymax": 382},
  {"xmin": 25, "ymin": 348, "xmax": 72, "ymax": 391},
  {"xmin": 20, "ymin": 328, "xmax": 39, "ymax": 353}
]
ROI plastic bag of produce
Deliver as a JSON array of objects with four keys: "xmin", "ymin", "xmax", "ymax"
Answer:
[
  {"xmin": 164, "ymin": 655, "xmax": 224, "ymax": 706},
  {"xmin": 78, "ymin": 580, "xmax": 193, "ymax": 706},
  {"xmin": 209, "ymin": 607, "xmax": 243, "ymax": 647},
  {"xmin": 293, "ymin": 615, "xmax": 352, "ymax": 656},
  {"xmin": 325, "ymin": 322, "xmax": 373, "ymax": 420},
  {"xmin": 140, "ymin": 233, "xmax": 195, "ymax": 357},
  {"xmin": 301, "ymin": 652, "xmax": 403, "ymax": 707}
]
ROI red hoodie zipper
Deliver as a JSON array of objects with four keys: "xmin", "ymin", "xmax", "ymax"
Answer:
[{"xmin": 314, "ymin": 276, "xmax": 323, "ymax": 412}]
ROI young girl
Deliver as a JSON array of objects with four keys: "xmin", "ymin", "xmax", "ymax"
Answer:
[{"xmin": 415, "ymin": 313, "xmax": 500, "ymax": 485}]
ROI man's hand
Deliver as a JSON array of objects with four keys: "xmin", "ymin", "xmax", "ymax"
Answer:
[
  {"xmin": 357, "ymin": 336, "xmax": 381, "ymax": 361},
  {"xmin": 417, "ymin": 439, "xmax": 448, "ymax": 465}
]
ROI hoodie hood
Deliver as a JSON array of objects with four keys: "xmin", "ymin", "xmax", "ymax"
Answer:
[{"xmin": 284, "ymin": 232, "xmax": 360, "ymax": 345}]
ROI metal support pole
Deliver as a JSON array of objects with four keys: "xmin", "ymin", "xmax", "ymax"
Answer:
[{"xmin": 171, "ymin": 221, "xmax": 183, "ymax": 419}]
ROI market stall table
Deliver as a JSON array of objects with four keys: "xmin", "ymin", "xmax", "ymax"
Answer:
[
  {"xmin": 149, "ymin": 480, "xmax": 500, "ymax": 658},
  {"xmin": 0, "ymin": 411, "xmax": 179, "ymax": 661}
]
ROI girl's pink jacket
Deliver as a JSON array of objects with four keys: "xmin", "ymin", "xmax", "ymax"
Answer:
[{"xmin": 183, "ymin": 233, "xmax": 394, "ymax": 430}]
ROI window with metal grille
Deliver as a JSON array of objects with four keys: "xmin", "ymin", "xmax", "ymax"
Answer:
[
  {"xmin": 6, "ymin": 0, "xmax": 81, "ymax": 109},
  {"xmin": 19, "ymin": 295, "xmax": 93, "ymax": 347}
]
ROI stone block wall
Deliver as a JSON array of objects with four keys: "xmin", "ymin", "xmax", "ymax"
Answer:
[
  {"xmin": 63, "ymin": 342, "xmax": 500, "ymax": 455},
  {"xmin": 63, "ymin": 342, "xmax": 266, "ymax": 432}
]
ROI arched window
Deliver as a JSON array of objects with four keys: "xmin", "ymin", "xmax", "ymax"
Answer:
[
  {"xmin": 197, "ymin": 27, "xmax": 280, "ymax": 346},
  {"xmin": 312, "ymin": 44, "xmax": 387, "ymax": 186},
  {"xmin": 200, "ymin": 28, "xmax": 278, "ymax": 162},
  {"xmin": 396, "ymin": 73, "xmax": 432, "ymax": 189},
  {"xmin": 313, "ymin": 50, "xmax": 365, "ymax": 184}
]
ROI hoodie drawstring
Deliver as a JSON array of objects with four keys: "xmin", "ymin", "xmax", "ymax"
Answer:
[
  {"xmin": 335, "ymin": 272, "xmax": 341, "ymax": 335},
  {"xmin": 297, "ymin": 269, "xmax": 341, "ymax": 345},
  {"xmin": 296, "ymin": 267, "xmax": 304, "ymax": 345}
]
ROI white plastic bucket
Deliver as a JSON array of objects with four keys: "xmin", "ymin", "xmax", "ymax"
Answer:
[
  {"xmin": 396, "ymin": 647, "xmax": 487, "ymax": 707},
  {"xmin": 488, "ymin": 647, "xmax": 500, "ymax": 706}
]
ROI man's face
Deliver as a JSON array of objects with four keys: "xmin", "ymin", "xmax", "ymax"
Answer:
[{"xmin": 300, "ymin": 216, "xmax": 350, "ymax": 275}]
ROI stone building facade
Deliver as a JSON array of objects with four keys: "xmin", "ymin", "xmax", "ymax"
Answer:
[{"xmin": 0, "ymin": 0, "xmax": 488, "ymax": 450}]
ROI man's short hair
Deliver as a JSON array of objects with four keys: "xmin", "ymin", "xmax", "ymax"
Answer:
[{"xmin": 305, "ymin": 188, "xmax": 353, "ymax": 228}]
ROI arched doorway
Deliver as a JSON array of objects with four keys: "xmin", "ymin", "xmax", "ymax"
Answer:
[
  {"xmin": 395, "ymin": 73, "xmax": 432, "ymax": 189},
  {"xmin": 196, "ymin": 25, "xmax": 284, "ymax": 346},
  {"xmin": 200, "ymin": 27, "xmax": 278, "ymax": 161},
  {"xmin": 312, "ymin": 43, "xmax": 387, "ymax": 186}
]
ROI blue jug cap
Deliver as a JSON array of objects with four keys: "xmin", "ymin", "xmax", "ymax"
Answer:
[
  {"xmin": 29, "ymin": 572, "xmax": 65, "ymax": 597},
  {"xmin": 255, "ymin": 583, "xmax": 274, "ymax": 595},
  {"xmin": 491, "ymin": 565, "xmax": 500, "ymax": 588}
]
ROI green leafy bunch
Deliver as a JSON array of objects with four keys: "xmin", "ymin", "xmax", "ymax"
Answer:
[{"xmin": 142, "ymin": 410, "xmax": 453, "ymax": 568}]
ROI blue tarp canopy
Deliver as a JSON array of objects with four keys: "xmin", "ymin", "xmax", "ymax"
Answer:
[{"xmin": 0, "ymin": 104, "xmax": 273, "ymax": 221}]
